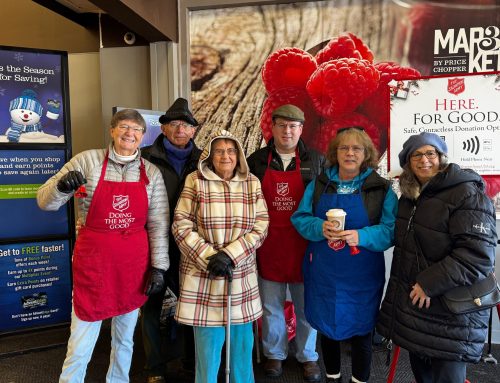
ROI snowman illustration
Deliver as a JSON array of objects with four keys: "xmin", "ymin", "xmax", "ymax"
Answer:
[{"xmin": 5, "ymin": 89, "xmax": 60, "ymax": 143}]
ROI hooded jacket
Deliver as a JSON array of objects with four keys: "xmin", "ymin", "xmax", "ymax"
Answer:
[
  {"xmin": 172, "ymin": 129, "xmax": 269, "ymax": 326},
  {"xmin": 377, "ymin": 163, "xmax": 497, "ymax": 362}
]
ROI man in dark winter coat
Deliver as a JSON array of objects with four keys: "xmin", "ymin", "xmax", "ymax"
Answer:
[
  {"xmin": 377, "ymin": 132, "xmax": 497, "ymax": 383},
  {"xmin": 247, "ymin": 104, "xmax": 325, "ymax": 382},
  {"xmin": 141, "ymin": 98, "xmax": 201, "ymax": 383}
]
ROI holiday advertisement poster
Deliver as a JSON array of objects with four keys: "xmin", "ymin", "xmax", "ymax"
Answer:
[
  {"xmin": 389, "ymin": 73, "xmax": 500, "ymax": 176},
  {"xmin": 0, "ymin": 239, "xmax": 71, "ymax": 333},
  {"xmin": 0, "ymin": 47, "xmax": 67, "ymax": 144},
  {"xmin": 0, "ymin": 149, "xmax": 68, "ymax": 240}
]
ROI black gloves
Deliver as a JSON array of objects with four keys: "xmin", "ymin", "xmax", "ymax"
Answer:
[
  {"xmin": 57, "ymin": 171, "xmax": 86, "ymax": 194},
  {"xmin": 145, "ymin": 267, "xmax": 165, "ymax": 296},
  {"xmin": 207, "ymin": 252, "xmax": 234, "ymax": 281}
]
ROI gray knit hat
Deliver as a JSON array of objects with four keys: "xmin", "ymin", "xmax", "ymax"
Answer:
[{"xmin": 398, "ymin": 132, "xmax": 448, "ymax": 167}]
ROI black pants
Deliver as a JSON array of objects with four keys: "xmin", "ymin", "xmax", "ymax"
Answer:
[
  {"xmin": 409, "ymin": 352, "xmax": 467, "ymax": 383},
  {"xmin": 321, "ymin": 332, "xmax": 372, "ymax": 382},
  {"xmin": 141, "ymin": 287, "xmax": 195, "ymax": 377}
]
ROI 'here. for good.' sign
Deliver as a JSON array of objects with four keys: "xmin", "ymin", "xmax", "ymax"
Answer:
[{"xmin": 389, "ymin": 73, "xmax": 500, "ymax": 176}]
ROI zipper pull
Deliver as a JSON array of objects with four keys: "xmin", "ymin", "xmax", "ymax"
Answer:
[{"xmin": 407, "ymin": 205, "xmax": 417, "ymax": 232}]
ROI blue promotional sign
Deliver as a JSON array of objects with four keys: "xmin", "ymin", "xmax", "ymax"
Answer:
[
  {"xmin": 0, "ymin": 149, "xmax": 68, "ymax": 240},
  {"xmin": 1, "ymin": 45, "xmax": 72, "ymax": 335},
  {"xmin": 0, "ymin": 48, "xmax": 66, "ymax": 143},
  {"xmin": 0, "ymin": 240, "xmax": 72, "ymax": 333}
]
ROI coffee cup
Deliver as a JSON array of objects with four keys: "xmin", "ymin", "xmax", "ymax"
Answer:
[{"xmin": 326, "ymin": 208, "xmax": 346, "ymax": 231}]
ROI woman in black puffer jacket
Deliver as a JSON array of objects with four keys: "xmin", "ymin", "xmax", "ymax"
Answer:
[{"xmin": 377, "ymin": 132, "xmax": 497, "ymax": 383}]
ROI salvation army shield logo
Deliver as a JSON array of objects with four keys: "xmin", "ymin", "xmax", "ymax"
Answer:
[
  {"xmin": 447, "ymin": 78, "xmax": 465, "ymax": 95},
  {"xmin": 276, "ymin": 182, "xmax": 289, "ymax": 196},
  {"xmin": 112, "ymin": 195, "xmax": 130, "ymax": 212},
  {"xmin": 328, "ymin": 239, "xmax": 346, "ymax": 251}
]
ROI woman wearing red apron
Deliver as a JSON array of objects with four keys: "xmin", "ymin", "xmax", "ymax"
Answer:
[{"xmin": 37, "ymin": 109, "xmax": 169, "ymax": 383}]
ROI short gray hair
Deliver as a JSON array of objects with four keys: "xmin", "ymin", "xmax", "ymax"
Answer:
[{"xmin": 110, "ymin": 109, "xmax": 147, "ymax": 133}]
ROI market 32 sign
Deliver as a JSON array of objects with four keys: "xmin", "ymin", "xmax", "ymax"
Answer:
[{"xmin": 433, "ymin": 26, "xmax": 500, "ymax": 73}]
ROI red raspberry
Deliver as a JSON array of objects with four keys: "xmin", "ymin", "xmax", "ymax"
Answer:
[
  {"xmin": 358, "ymin": 62, "xmax": 421, "ymax": 133},
  {"xmin": 260, "ymin": 87, "xmax": 318, "ymax": 143},
  {"xmin": 262, "ymin": 48, "xmax": 317, "ymax": 94},
  {"xmin": 303, "ymin": 113, "xmax": 381, "ymax": 154},
  {"xmin": 306, "ymin": 58, "xmax": 380, "ymax": 119},
  {"xmin": 315, "ymin": 32, "xmax": 374, "ymax": 65},
  {"xmin": 482, "ymin": 175, "xmax": 500, "ymax": 199}
]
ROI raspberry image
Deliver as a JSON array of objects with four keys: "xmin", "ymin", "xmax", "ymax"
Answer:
[
  {"xmin": 358, "ymin": 61, "xmax": 421, "ymax": 132},
  {"xmin": 482, "ymin": 175, "xmax": 500, "ymax": 199},
  {"xmin": 262, "ymin": 48, "xmax": 317, "ymax": 94},
  {"xmin": 315, "ymin": 32, "xmax": 374, "ymax": 65},
  {"xmin": 260, "ymin": 87, "xmax": 318, "ymax": 143},
  {"xmin": 303, "ymin": 113, "xmax": 381, "ymax": 155},
  {"xmin": 306, "ymin": 58, "xmax": 380, "ymax": 119}
]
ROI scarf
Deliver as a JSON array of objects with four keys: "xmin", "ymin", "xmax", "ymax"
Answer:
[{"xmin": 163, "ymin": 137, "xmax": 193, "ymax": 175}]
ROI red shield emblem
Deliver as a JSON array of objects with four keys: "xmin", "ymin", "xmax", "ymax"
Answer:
[
  {"xmin": 112, "ymin": 195, "xmax": 130, "ymax": 212},
  {"xmin": 276, "ymin": 182, "xmax": 289, "ymax": 196},
  {"xmin": 328, "ymin": 239, "xmax": 346, "ymax": 251},
  {"xmin": 447, "ymin": 78, "xmax": 465, "ymax": 95}
]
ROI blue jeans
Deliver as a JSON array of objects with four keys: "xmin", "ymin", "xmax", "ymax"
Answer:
[
  {"xmin": 259, "ymin": 277, "xmax": 318, "ymax": 362},
  {"xmin": 59, "ymin": 308, "xmax": 139, "ymax": 383},
  {"xmin": 194, "ymin": 323, "xmax": 254, "ymax": 383}
]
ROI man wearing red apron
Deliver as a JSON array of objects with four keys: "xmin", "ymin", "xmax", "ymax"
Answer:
[
  {"xmin": 37, "ymin": 109, "xmax": 169, "ymax": 383},
  {"xmin": 247, "ymin": 104, "xmax": 325, "ymax": 382}
]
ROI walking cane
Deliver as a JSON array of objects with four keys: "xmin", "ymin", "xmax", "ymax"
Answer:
[
  {"xmin": 254, "ymin": 320, "xmax": 261, "ymax": 363},
  {"xmin": 225, "ymin": 274, "xmax": 233, "ymax": 383}
]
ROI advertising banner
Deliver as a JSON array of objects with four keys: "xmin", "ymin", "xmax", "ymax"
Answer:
[
  {"xmin": 0, "ymin": 48, "xmax": 66, "ymax": 143},
  {"xmin": 0, "ymin": 149, "xmax": 68, "ymax": 239},
  {"xmin": 0, "ymin": 239, "xmax": 71, "ymax": 333},
  {"xmin": 0, "ymin": 46, "xmax": 72, "ymax": 334},
  {"xmin": 389, "ymin": 73, "xmax": 500, "ymax": 176}
]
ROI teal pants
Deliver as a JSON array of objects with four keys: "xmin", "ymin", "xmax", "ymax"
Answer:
[{"xmin": 194, "ymin": 322, "xmax": 254, "ymax": 383}]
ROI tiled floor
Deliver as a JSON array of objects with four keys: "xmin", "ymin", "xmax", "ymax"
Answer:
[{"xmin": 0, "ymin": 322, "xmax": 499, "ymax": 383}]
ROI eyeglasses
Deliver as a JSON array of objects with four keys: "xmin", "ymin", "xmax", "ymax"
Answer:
[
  {"xmin": 213, "ymin": 148, "xmax": 238, "ymax": 156},
  {"xmin": 274, "ymin": 122, "xmax": 303, "ymax": 130},
  {"xmin": 169, "ymin": 121, "xmax": 194, "ymax": 129},
  {"xmin": 337, "ymin": 126, "xmax": 365, "ymax": 134},
  {"xmin": 116, "ymin": 124, "xmax": 144, "ymax": 133},
  {"xmin": 410, "ymin": 150, "xmax": 438, "ymax": 161},
  {"xmin": 338, "ymin": 145, "xmax": 364, "ymax": 154}
]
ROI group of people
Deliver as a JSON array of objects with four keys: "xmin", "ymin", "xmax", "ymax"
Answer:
[{"xmin": 37, "ymin": 98, "xmax": 497, "ymax": 383}]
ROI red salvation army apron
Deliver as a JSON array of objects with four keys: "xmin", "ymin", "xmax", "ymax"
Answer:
[
  {"xmin": 72, "ymin": 151, "xmax": 150, "ymax": 321},
  {"xmin": 257, "ymin": 151, "xmax": 308, "ymax": 282}
]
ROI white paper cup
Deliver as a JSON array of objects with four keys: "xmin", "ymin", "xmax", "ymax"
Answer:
[{"xmin": 326, "ymin": 209, "xmax": 346, "ymax": 230}]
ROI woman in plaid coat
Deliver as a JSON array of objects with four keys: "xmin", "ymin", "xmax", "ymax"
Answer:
[{"xmin": 172, "ymin": 129, "xmax": 269, "ymax": 383}]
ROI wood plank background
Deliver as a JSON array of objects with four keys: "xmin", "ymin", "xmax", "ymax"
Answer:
[{"xmin": 189, "ymin": 0, "xmax": 394, "ymax": 156}]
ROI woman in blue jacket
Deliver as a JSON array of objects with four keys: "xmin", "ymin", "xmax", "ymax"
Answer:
[{"xmin": 291, "ymin": 127, "xmax": 397, "ymax": 383}]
